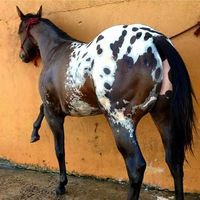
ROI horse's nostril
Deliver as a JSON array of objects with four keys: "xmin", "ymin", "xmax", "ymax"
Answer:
[
  {"xmin": 19, "ymin": 52, "xmax": 30, "ymax": 63},
  {"xmin": 19, "ymin": 53, "xmax": 25, "ymax": 60}
]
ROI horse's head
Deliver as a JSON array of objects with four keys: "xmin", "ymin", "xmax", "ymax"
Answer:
[{"xmin": 17, "ymin": 6, "xmax": 42, "ymax": 63}]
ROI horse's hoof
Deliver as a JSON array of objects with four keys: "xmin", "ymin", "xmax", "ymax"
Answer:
[
  {"xmin": 30, "ymin": 135, "xmax": 40, "ymax": 143},
  {"xmin": 56, "ymin": 186, "xmax": 65, "ymax": 195}
]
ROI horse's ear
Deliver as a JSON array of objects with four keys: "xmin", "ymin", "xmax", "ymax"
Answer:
[
  {"xmin": 37, "ymin": 5, "xmax": 42, "ymax": 18},
  {"xmin": 16, "ymin": 6, "xmax": 24, "ymax": 20}
]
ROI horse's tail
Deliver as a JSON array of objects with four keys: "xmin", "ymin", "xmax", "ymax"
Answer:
[{"xmin": 153, "ymin": 36, "xmax": 196, "ymax": 154}]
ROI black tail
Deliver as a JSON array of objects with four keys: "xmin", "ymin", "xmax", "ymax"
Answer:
[{"xmin": 153, "ymin": 36, "xmax": 196, "ymax": 154}]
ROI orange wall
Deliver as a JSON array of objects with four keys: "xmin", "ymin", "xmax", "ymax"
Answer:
[{"xmin": 0, "ymin": 0, "xmax": 200, "ymax": 192}]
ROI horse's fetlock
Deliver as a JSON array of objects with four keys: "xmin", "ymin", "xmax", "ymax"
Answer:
[{"xmin": 60, "ymin": 174, "xmax": 68, "ymax": 185}]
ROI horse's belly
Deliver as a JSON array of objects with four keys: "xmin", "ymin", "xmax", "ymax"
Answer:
[
  {"xmin": 68, "ymin": 98, "xmax": 101, "ymax": 116},
  {"xmin": 64, "ymin": 74, "xmax": 101, "ymax": 116},
  {"xmin": 67, "ymin": 94, "xmax": 101, "ymax": 116}
]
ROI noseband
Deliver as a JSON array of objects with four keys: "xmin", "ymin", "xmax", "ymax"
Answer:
[{"xmin": 20, "ymin": 17, "xmax": 40, "ymax": 65}]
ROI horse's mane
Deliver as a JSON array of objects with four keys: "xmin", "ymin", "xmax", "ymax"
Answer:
[
  {"xmin": 41, "ymin": 18, "xmax": 83, "ymax": 42},
  {"xmin": 41, "ymin": 18, "xmax": 71, "ymax": 40}
]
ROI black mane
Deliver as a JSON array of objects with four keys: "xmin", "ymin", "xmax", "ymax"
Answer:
[{"xmin": 41, "ymin": 18, "xmax": 76, "ymax": 41}]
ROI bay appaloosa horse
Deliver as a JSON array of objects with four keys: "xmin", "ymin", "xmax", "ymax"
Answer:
[{"xmin": 17, "ymin": 6, "xmax": 195, "ymax": 200}]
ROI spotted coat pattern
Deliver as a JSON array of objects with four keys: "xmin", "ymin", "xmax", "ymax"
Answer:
[{"xmin": 64, "ymin": 24, "xmax": 172, "ymax": 133}]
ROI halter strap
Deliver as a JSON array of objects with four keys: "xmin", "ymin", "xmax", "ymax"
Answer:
[{"xmin": 20, "ymin": 17, "xmax": 40, "ymax": 65}]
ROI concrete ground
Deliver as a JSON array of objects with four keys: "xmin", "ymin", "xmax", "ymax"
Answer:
[{"xmin": 0, "ymin": 161, "xmax": 199, "ymax": 200}]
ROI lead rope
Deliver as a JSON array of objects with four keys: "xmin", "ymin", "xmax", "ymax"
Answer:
[{"xmin": 169, "ymin": 21, "xmax": 200, "ymax": 39}]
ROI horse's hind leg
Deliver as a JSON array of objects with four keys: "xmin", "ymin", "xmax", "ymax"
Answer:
[
  {"xmin": 31, "ymin": 104, "xmax": 44, "ymax": 143},
  {"xmin": 44, "ymin": 107, "xmax": 67, "ymax": 195},
  {"xmin": 150, "ymin": 94, "xmax": 184, "ymax": 200},
  {"xmin": 107, "ymin": 115, "xmax": 146, "ymax": 200}
]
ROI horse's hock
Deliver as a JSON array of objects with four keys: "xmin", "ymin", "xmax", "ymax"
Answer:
[{"xmin": 0, "ymin": 0, "xmax": 200, "ymax": 194}]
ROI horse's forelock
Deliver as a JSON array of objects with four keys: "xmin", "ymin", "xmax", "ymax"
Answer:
[{"xmin": 18, "ymin": 14, "xmax": 40, "ymax": 34}]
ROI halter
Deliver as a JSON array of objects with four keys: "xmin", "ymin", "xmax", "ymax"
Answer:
[{"xmin": 20, "ymin": 17, "xmax": 40, "ymax": 66}]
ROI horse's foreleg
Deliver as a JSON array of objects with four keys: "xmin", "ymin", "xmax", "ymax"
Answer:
[
  {"xmin": 31, "ymin": 104, "xmax": 44, "ymax": 143},
  {"xmin": 107, "ymin": 117, "xmax": 146, "ymax": 200},
  {"xmin": 44, "ymin": 107, "xmax": 67, "ymax": 195},
  {"xmin": 150, "ymin": 95, "xmax": 184, "ymax": 200}
]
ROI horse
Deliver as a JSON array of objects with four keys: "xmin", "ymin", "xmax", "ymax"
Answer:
[{"xmin": 16, "ymin": 6, "xmax": 195, "ymax": 200}]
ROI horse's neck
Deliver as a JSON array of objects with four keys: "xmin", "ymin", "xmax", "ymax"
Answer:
[{"xmin": 31, "ymin": 22, "xmax": 71, "ymax": 66}]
